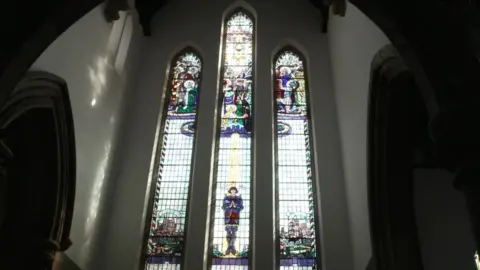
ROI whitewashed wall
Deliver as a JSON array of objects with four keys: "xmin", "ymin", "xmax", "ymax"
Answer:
[
  {"xmin": 327, "ymin": 3, "xmax": 390, "ymax": 270},
  {"xmin": 104, "ymin": 0, "xmax": 351, "ymax": 269},
  {"xmin": 30, "ymin": 4, "xmax": 144, "ymax": 269}
]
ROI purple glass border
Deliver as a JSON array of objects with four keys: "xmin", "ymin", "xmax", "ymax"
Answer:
[
  {"xmin": 146, "ymin": 256, "xmax": 182, "ymax": 264},
  {"xmin": 212, "ymin": 258, "xmax": 249, "ymax": 266},
  {"xmin": 278, "ymin": 114, "xmax": 307, "ymax": 120},
  {"xmin": 280, "ymin": 258, "xmax": 316, "ymax": 267},
  {"xmin": 180, "ymin": 121, "xmax": 292, "ymax": 137},
  {"xmin": 166, "ymin": 112, "xmax": 197, "ymax": 119}
]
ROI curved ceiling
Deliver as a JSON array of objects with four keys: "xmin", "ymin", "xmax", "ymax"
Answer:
[{"xmin": 133, "ymin": 0, "xmax": 329, "ymax": 36}]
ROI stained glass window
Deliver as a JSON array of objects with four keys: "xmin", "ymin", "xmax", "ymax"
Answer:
[
  {"xmin": 476, "ymin": 251, "xmax": 480, "ymax": 270},
  {"xmin": 209, "ymin": 10, "xmax": 253, "ymax": 269},
  {"xmin": 144, "ymin": 50, "xmax": 202, "ymax": 270},
  {"xmin": 274, "ymin": 50, "xmax": 320, "ymax": 269}
]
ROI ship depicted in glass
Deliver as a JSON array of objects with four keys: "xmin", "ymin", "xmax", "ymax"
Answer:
[
  {"xmin": 274, "ymin": 49, "xmax": 320, "ymax": 269},
  {"xmin": 145, "ymin": 50, "xmax": 202, "ymax": 270}
]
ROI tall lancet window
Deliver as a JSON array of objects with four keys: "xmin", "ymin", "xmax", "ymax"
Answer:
[
  {"xmin": 274, "ymin": 49, "xmax": 321, "ymax": 269},
  {"xmin": 210, "ymin": 10, "xmax": 254, "ymax": 269},
  {"xmin": 144, "ymin": 50, "xmax": 202, "ymax": 270}
]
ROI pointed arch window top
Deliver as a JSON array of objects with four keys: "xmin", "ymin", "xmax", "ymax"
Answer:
[
  {"xmin": 175, "ymin": 52, "xmax": 202, "ymax": 73},
  {"xmin": 275, "ymin": 51, "xmax": 304, "ymax": 75},
  {"xmin": 226, "ymin": 11, "xmax": 253, "ymax": 27}
]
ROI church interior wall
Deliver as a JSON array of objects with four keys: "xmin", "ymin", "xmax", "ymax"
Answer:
[
  {"xmin": 327, "ymin": 3, "xmax": 390, "ymax": 270},
  {"xmin": 103, "ymin": 0, "xmax": 351, "ymax": 269},
  {"xmin": 10, "ymin": 1, "xmax": 480, "ymax": 270},
  {"xmin": 414, "ymin": 169, "xmax": 477, "ymax": 270},
  {"xmin": 29, "ymin": 4, "xmax": 145, "ymax": 269}
]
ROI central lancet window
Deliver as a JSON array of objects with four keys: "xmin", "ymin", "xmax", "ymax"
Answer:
[{"xmin": 209, "ymin": 9, "xmax": 254, "ymax": 269}]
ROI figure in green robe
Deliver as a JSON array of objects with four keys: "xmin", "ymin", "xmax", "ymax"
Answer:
[{"xmin": 177, "ymin": 79, "xmax": 198, "ymax": 113}]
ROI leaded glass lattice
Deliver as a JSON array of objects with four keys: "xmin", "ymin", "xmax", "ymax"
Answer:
[
  {"xmin": 274, "ymin": 50, "xmax": 320, "ymax": 269},
  {"xmin": 210, "ymin": 10, "xmax": 253, "ymax": 269},
  {"xmin": 144, "ymin": 51, "xmax": 202, "ymax": 270}
]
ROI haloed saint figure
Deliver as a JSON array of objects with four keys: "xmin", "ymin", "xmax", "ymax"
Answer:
[{"xmin": 222, "ymin": 186, "xmax": 244, "ymax": 255}]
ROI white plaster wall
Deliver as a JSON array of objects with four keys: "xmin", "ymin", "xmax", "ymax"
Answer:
[
  {"xmin": 30, "ymin": 4, "xmax": 144, "ymax": 269},
  {"xmin": 414, "ymin": 169, "xmax": 477, "ymax": 270},
  {"xmin": 104, "ymin": 0, "xmax": 351, "ymax": 269},
  {"xmin": 327, "ymin": 3, "xmax": 390, "ymax": 270}
]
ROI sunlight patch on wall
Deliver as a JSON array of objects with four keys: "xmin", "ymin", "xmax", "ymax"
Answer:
[
  {"xmin": 88, "ymin": 56, "xmax": 111, "ymax": 107},
  {"xmin": 80, "ymin": 141, "xmax": 112, "ymax": 263},
  {"xmin": 114, "ymin": 15, "xmax": 133, "ymax": 75}
]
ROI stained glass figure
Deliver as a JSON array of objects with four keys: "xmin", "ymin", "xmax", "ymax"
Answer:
[
  {"xmin": 274, "ymin": 50, "xmax": 320, "ymax": 269},
  {"xmin": 144, "ymin": 51, "xmax": 202, "ymax": 270},
  {"xmin": 210, "ymin": 10, "xmax": 253, "ymax": 269}
]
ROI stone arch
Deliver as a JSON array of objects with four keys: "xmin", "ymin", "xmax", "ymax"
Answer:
[
  {"xmin": 0, "ymin": 71, "xmax": 76, "ymax": 269},
  {"xmin": 221, "ymin": 0, "xmax": 258, "ymax": 22},
  {"xmin": 367, "ymin": 44, "xmax": 426, "ymax": 270},
  {"xmin": 346, "ymin": 0, "xmax": 440, "ymax": 121}
]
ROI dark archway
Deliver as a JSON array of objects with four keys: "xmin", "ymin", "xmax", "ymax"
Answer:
[
  {"xmin": 347, "ymin": 0, "xmax": 478, "ymax": 118},
  {"xmin": 0, "ymin": 71, "xmax": 76, "ymax": 269},
  {"xmin": 339, "ymin": 0, "xmax": 480, "ymax": 254},
  {"xmin": 368, "ymin": 45, "xmax": 426, "ymax": 270}
]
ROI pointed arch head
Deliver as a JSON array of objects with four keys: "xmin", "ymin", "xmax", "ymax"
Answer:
[
  {"xmin": 273, "ymin": 45, "xmax": 307, "ymax": 69},
  {"xmin": 273, "ymin": 46, "xmax": 308, "ymax": 95},
  {"xmin": 169, "ymin": 43, "xmax": 205, "ymax": 64},
  {"xmin": 222, "ymin": 0, "xmax": 257, "ymax": 22},
  {"xmin": 167, "ymin": 47, "xmax": 203, "ymax": 89},
  {"xmin": 222, "ymin": 8, "xmax": 255, "ymax": 40},
  {"xmin": 169, "ymin": 46, "xmax": 203, "ymax": 72},
  {"xmin": 272, "ymin": 40, "xmax": 309, "ymax": 62}
]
